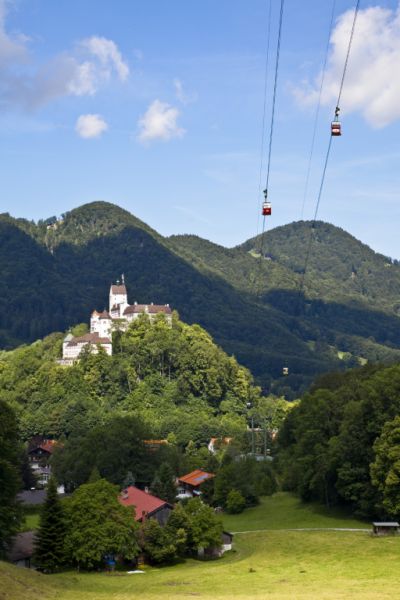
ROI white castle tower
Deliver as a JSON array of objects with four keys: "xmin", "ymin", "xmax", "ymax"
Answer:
[{"xmin": 109, "ymin": 274, "xmax": 129, "ymax": 318}]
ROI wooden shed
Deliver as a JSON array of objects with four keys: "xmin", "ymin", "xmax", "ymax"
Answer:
[{"xmin": 372, "ymin": 522, "xmax": 400, "ymax": 536}]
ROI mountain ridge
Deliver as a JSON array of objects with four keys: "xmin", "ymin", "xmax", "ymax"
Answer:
[{"xmin": 2, "ymin": 201, "xmax": 400, "ymax": 396}]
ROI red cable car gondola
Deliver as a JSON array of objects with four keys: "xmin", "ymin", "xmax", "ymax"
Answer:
[
  {"xmin": 331, "ymin": 106, "xmax": 341, "ymax": 136},
  {"xmin": 262, "ymin": 201, "xmax": 271, "ymax": 216},
  {"xmin": 331, "ymin": 121, "xmax": 341, "ymax": 136}
]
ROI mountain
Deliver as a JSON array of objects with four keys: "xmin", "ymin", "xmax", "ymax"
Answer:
[
  {"xmin": 1, "ymin": 201, "xmax": 400, "ymax": 397},
  {"xmin": 170, "ymin": 221, "xmax": 400, "ymax": 312}
]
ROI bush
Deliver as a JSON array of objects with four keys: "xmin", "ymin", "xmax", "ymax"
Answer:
[{"xmin": 226, "ymin": 489, "xmax": 246, "ymax": 514}]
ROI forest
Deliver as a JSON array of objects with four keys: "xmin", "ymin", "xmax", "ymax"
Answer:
[{"xmin": 278, "ymin": 362, "xmax": 400, "ymax": 519}]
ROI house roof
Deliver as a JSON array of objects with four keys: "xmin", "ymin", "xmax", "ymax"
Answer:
[
  {"xmin": 67, "ymin": 332, "xmax": 111, "ymax": 346},
  {"xmin": 118, "ymin": 486, "xmax": 171, "ymax": 521},
  {"xmin": 111, "ymin": 284, "xmax": 127, "ymax": 295},
  {"xmin": 7, "ymin": 532, "xmax": 35, "ymax": 562},
  {"xmin": 123, "ymin": 304, "xmax": 172, "ymax": 315},
  {"xmin": 98, "ymin": 310, "xmax": 111, "ymax": 320},
  {"xmin": 17, "ymin": 490, "xmax": 47, "ymax": 505},
  {"xmin": 28, "ymin": 439, "xmax": 59, "ymax": 455},
  {"xmin": 178, "ymin": 469, "xmax": 215, "ymax": 487}
]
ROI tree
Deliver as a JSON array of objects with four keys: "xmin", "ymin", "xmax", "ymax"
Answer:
[
  {"xmin": 0, "ymin": 400, "xmax": 22, "ymax": 557},
  {"xmin": 122, "ymin": 471, "xmax": 136, "ymax": 488},
  {"xmin": 34, "ymin": 477, "xmax": 66, "ymax": 572},
  {"xmin": 140, "ymin": 518, "xmax": 177, "ymax": 564},
  {"xmin": 20, "ymin": 447, "xmax": 37, "ymax": 490},
  {"xmin": 184, "ymin": 498, "xmax": 223, "ymax": 555},
  {"xmin": 371, "ymin": 416, "xmax": 400, "ymax": 517},
  {"xmin": 52, "ymin": 416, "xmax": 152, "ymax": 491},
  {"xmin": 150, "ymin": 463, "xmax": 176, "ymax": 503},
  {"xmin": 226, "ymin": 489, "xmax": 245, "ymax": 514},
  {"xmin": 64, "ymin": 479, "xmax": 140, "ymax": 570},
  {"xmin": 165, "ymin": 504, "xmax": 190, "ymax": 556}
]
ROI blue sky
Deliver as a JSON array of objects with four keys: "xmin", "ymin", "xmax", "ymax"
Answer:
[{"xmin": 1, "ymin": 0, "xmax": 400, "ymax": 258}]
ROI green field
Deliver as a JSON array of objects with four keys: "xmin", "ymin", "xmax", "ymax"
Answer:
[
  {"xmin": 3, "ymin": 493, "xmax": 399, "ymax": 600},
  {"xmin": 222, "ymin": 492, "xmax": 368, "ymax": 531},
  {"xmin": 21, "ymin": 507, "xmax": 40, "ymax": 532}
]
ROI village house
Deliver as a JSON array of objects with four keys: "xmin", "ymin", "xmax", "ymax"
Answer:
[
  {"xmin": 28, "ymin": 438, "xmax": 63, "ymax": 489},
  {"xmin": 59, "ymin": 277, "xmax": 172, "ymax": 364},
  {"xmin": 177, "ymin": 469, "xmax": 215, "ymax": 499},
  {"xmin": 118, "ymin": 485, "xmax": 173, "ymax": 526},
  {"xmin": 207, "ymin": 437, "xmax": 233, "ymax": 454}
]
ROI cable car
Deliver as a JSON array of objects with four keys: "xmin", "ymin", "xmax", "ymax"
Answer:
[
  {"xmin": 262, "ymin": 201, "xmax": 272, "ymax": 216},
  {"xmin": 331, "ymin": 121, "xmax": 341, "ymax": 136},
  {"xmin": 282, "ymin": 367, "xmax": 289, "ymax": 376},
  {"xmin": 331, "ymin": 106, "xmax": 341, "ymax": 136}
]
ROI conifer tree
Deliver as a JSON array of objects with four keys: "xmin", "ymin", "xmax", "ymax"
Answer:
[
  {"xmin": 151, "ymin": 463, "xmax": 176, "ymax": 503},
  {"xmin": 34, "ymin": 477, "xmax": 66, "ymax": 572}
]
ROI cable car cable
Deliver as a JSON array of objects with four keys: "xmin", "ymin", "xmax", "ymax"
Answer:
[
  {"xmin": 258, "ymin": 0, "xmax": 285, "ymax": 263},
  {"xmin": 256, "ymin": 0, "xmax": 273, "ymax": 240},
  {"xmin": 298, "ymin": 0, "xmax": 361, "ymax": 298},
  {"xmin": 336, "ymin": 0, "xmax": 361, "ymax": 110},
  {"xmin": 301, "ymin": 0, "xmax": 337, "ymax": 220},
  {"xmin": 264, "ymin": 0, "xmax": 285, "ymax": 196}
]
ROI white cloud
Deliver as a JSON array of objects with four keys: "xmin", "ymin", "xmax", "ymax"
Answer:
[
  {"xmin": 81, "ymin": 36, "xmax": 129, "ymax": 82},
  {"xmin": 0, "ymin": 4, "xmax": 129, "ymax": 110},
  {"xmin": 0, "ymin": 0, "xmax": 29, "ymax": 67},
  {"xmin": 75, "ymin": 114, "xmax": 108, "ymax": 139},
  {"xmin": 137, "ymin": 99, "xmax": 185, "ymax": 143},
  {"xmin": 293, "ymin": 3, "xmax": 400, "ymax": 128},
  {"xmin": 173, "ymin": 78, "xmax": 197, "ymax": 105}
]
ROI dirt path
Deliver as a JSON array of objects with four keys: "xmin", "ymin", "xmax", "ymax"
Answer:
[{"xmin": 232, "ymin": 527, "xmax": 370, "ymax": 534}]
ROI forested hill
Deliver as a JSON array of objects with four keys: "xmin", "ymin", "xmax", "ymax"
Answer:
[
  {"xmin": 2, "ymin": 201, "xmax": 400, "ymax": 396},
  {"xmin": 170, "ymin": 221, "xmax": 400, "ymax": 312}
]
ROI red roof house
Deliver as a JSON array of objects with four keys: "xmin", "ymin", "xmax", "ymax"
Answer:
[
  {"xmin": 177, "ymin": 469, "xmax": 215, "ymax": 498},
  {"xmin": 118, "ymin": 486, "xmax": 173, "ymax": 526}
]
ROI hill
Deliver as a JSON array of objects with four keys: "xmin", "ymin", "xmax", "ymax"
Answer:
[{"xmin": 1, "ymin": 202, "xmax": 400, "ymax": 395}]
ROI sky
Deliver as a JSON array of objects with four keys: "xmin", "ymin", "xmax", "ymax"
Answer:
[{"xmin": 1, "ymin": 0, "xmax": 400, "ymax": 258}]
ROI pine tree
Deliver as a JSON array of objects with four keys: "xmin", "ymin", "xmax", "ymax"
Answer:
[
  {"xmin": 34, "ymin": 477, "xmax": 66, "ymax": 572},
  {"xmin": 151, "ymin": 463, "xmax": 176, "ymax": 503}
]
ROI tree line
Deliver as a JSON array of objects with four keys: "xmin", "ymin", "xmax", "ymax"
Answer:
[{"xmin": 277, "ymin": 363, "xmax": 400, "ymax": 518}]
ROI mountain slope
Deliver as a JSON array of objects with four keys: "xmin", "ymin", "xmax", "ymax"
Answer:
[
  {"xmin": 170, "ymin": 221, "xmax": 400, "ymax": 314},
  {"xmin": 1, "ymin": 202, "xmax": 400, "ymax": 396}
]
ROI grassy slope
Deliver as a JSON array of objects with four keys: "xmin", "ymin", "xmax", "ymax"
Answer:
[
  {"xmin": 3, "ymin": 493, "xmax": 399, "ymax": 600},
  {"xmin": 2, "ymin": 531, "xmax": 400, "ymax": 600},
  {"xmin": 222, "ymin": 492, "xmax": 367, "ymax": 532}
]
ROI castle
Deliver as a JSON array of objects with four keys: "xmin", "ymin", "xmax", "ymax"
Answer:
[{"xmin": 60, "ymin": 277, "xmax": 172, "ymax": 364}]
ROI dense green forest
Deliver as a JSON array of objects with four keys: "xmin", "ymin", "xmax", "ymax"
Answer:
[
  {"xmin": 2, "ymin": 201, "xmax": 400, "ymax": 395},
  {"xmin": 0, "ymin": 313, "xmax": 259, "ymax": 443},
  {"xmin": 278, "ymin": 362, "xmax": 400, "ymax": 519}
]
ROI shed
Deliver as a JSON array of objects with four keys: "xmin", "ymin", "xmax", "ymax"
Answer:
[
  {"xmin": 198, "ymin": 531, "xmax": 234, "ymax": 559},
  {"xmin": 372, "ymin": 522, "xmax": 400, "ymax": 536}
]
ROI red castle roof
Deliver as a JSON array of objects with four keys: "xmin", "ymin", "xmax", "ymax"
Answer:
[
  {"xmin": 123, "ymin": 304, "xmax": 172, "ymax": 315},
  {"xmin": 118, "ymin": 486, "xmax": 171, "ymax": 521},
  {"xmin": 111, "ymin": 284, "xmax": 127, "ymax": 295}
]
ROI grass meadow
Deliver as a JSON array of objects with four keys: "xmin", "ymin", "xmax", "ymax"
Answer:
[{"xmin": 2, "ymin": 493, "xmax": 400, "ymax": 600}]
